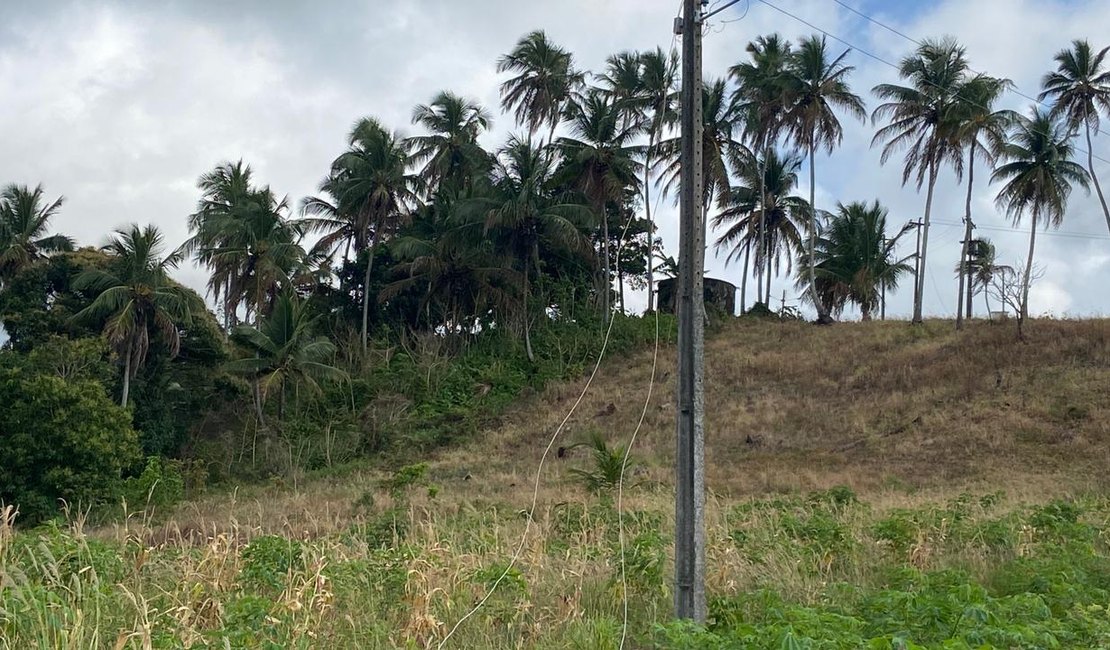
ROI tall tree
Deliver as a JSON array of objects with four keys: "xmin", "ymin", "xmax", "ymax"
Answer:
[
  {"xmin": 872, "ymin": 37, "xmax": 969, "ymax": 324},
  {"xmin": 636, "ymin": 48, "xmax": 677, "ymax": 312},
  {"xmin": 1039, "ymin": 39, "xmax": 1110, "ymax": 235},
  {"xmin": 383, "ymin": 210, "xmax": 517, "ymax": 332},
  {"xmin": 470, "ymin": 137, "xmax": 593, "ymax": 362},
  {"xmin": 496, "ymin": 30, "xmax": 584, "ymax": 145},
  {"xmin": 951, "ymin": 74, "xmax": 1016, "ymax": 329},
  {"xmin": 731, "ymin": 34, "xmax": 793, "ymax": 305},
  {"xmin": 187, "ymin": 161, "xmax": 304, "ymax": 327},
  {"xmin": 74, "ymin": 225, "xmax": 196, "ymax": 408},
  {"xmin": 327, "ymin": 118, "xmax": 422, "ymax": 349},
  {"xmin": 408, "ymin": 91, "xmax": 493, "ymax": 199},
  {"xmin": 991, "ymin": 108, "xmax": 1089, "ymax": 324},
  {"xmin": 226, "ymin": 292, "xmax": 346, "ymax": 424},
  {"xmin": 713, "ymin": 149, "xmax": 809, "ymax": 306},
  {"xmin": 782, "ymin": 35, "xmax": 867, "ymax": 323},
  {"xmin": 805, "ymin": 201, "xmax": 915, "ymax": 320},
  {"xmin": 557, "ymin": 90, "xmax": 643, "ymax": 321},
  {"xmin": 0, "ymin": 184, "xmax": 73, "ymax": 290},
  {"xmin": 658, "ymin": 78, "xmax": 749, "ymax": 225}
]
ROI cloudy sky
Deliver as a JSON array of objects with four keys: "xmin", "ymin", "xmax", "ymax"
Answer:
[{"xmin": 3, "ymin": 0, "xmax": 1109, "ymax": 320}]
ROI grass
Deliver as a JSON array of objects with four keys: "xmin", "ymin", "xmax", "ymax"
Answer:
[{"xmin": 3, "ymin": 318, "xmax": 1110, "ymax": 648}]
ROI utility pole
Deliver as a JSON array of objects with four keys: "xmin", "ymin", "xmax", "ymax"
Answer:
[
  {"xmin": 910, "ymin": 219, "xmax": 923, "ymax": 313},
  {"xmin": 880, "ymin": 237, "xmax": 888, "ymax": 321},
  {"xmin": 674, "ymin": 0, "xmax": 706, "ymax": 623}
]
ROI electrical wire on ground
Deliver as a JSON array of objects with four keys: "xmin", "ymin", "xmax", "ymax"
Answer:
[{"xmin": 435, "ymin": 165, "xmax": 655, "ymax": 650}]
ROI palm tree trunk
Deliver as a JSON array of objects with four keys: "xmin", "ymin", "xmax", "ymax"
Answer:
[
  {"xmin": 956, "ymin": 144, "xmax": 975, "ymax": 330},
  {"xmin": 1084, "ymin": 119, "xmax": 1110, "ymax": 235},
  {"xmin": 757, "ymin": 139, "xmax": 769, "ymax": 304},
  {"xmin": 121, "ymin": 337, "xmax": 133, "ymax": 408},
  {"xmin": 523, "ymin": 257, "xmax": 535, "ymax": 363},
  {"xmin": 1022, "ymin": 213, "xmax": 1037, "ymax": 323},
  {"xmin": 914, "ymin": 159, "xmax": 939, "ymax": 324},
  {"xmin": 361, "ymin": 228, "xmax": 380, "ymax": 350},
  {"xmin": 740, "ymin": 240, "xmax": 750, "ymax": 315},
  {"xmin": 645, "ymin": 137, "xmax": 655, "ymax": 313},
  {"xmin": 806, "ymin": 141, "xmax": 827, "ymax": 323},
  {"xmin": 253, "ymin": 378, "xmax": 265, "ymax": 426},
  {"xmin": 599, "ymin": 198, "xmax": 611, "ymax": 324},
  {"xmin": 861, "ymin": 303, "xmax": 873, "ymax": 321},
  {"xmin": 765, "ymin": 248, "xmax": 772, "ymax": 305}
]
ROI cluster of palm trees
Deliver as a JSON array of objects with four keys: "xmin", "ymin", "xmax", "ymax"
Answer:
[
  {"xmin": 699, "ymin": 35, "xmax": 1108, "ymax": 325},
  {"xmin": 4, "ymin": 33, "xmax": 1110, "ymax": 415}
]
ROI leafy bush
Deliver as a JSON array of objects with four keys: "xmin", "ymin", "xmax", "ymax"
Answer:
[
  {"xmin": 0, "ymin": 367, "xmax": 139, "ymax": 525},
  {"xmin": 238, "ymin": 535, "xmax": 305, "ymax": 594},
  {"xmin": 119, "ymin": 456, "xmax": 185, "ymax": 515}
]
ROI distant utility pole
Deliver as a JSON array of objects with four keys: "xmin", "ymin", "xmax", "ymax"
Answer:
[
  {"xmin": 674, "ymin": 0, "xmax": 706, "ymax": 623},
  {"xmin": 910, "ymin": 219, "xmax": 923, "ymax": 316},
  {"xmin": 880, "ymin": 237, "xmax": 888, "ymax": 321}
]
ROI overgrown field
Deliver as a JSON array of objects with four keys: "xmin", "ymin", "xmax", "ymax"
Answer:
[
  {"xmin": 3, "ymin": 487, "xmax": 1110, "ymax": 648},
  {"xmin": 3, "ymin": 318, "xmax": 1110, "ymax": 648}
]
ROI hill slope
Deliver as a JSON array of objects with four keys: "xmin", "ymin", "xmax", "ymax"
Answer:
[
  {"xmin": 441, "ymin": 317, "xmax": 1110, "ymax": 498},
  {"xmin": 6, "ymin": 318, "xmax": 1110, "ymax": 649}
]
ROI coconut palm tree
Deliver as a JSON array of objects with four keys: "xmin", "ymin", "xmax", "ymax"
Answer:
[
  {"xmin": 658, "ymin": 78, "xmax": 749, "ymax": 224},
  {"xmin": 469, "ymin": 137, "xmax": 593, "ymax": 362},
  {"xmin": 805, "ymin": 201, "xmax": 915, "ymax": 320},
  {"xmin": 713, "ymin": 149, "xmax": 809, "ymax": 309},
  {"xmin": 991, "ymin": 108, "xmax": 1089, "ymax": 324},
  {"xmin": 637, "ymin": 47, "xmax": 677, "ymax": 312},
  {"xmin": 408, "ymin": 91, "xmax": 493, "ymax": 199},
  {"xmin": 872, "ymin": 37, "xmax": 969, "ymax": 324},
  {"xmin": 226, "ymin": 292, "xmax": 346, "ymax": 424},
  {"xmin": 327, "ymin": 117, "xmax": 423, "ymax": 349},
  {"xmin": 186, "ymin": 161, "xmax": 304, "ymax": 328},
  {"xmin": 951, "ymin": 74, "xmax": 1017, "ymax": 329},
  {"xmin": 0, "ymin": 184, "xmax": 73, "ymax": 289},
  {"xmin": 597, "ymin": 51, "xmax": 646, "ymax": 130},
  {"xmin": 730, "ymin": 34, "xmax": 793, "ymax": 305},
  {"xmin": 781, "ymin": 35, "xmax": 867, "ymax": 323},
  {"xmin": 1039, "ymin": 39, "xmax": 1110, "ymax": 235},
  {"xmin": 557, "ymin": 90, "xmax": 643, "ymax": 321},
  {"xmin": 496, "ymin": 30, "xmax": 585, "ymax": 145},
  {"xmin": 383, "ymin": 210, "xmax": 517, "ymax": 332},
  {"xmin": 73, "ymin": 224, "xmax": 196, "ymax": 408}
]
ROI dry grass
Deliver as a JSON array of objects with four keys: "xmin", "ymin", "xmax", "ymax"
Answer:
[
  {"xmin": 104, "ymin": 318, "xmax": 1110, "ymax": 544},
  {"xmin": 6, "ymin": 318, "xmax": 1110, "ymax": 648}
]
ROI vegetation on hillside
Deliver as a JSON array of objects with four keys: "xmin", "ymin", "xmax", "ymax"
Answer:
[{"xmin": 1, "ymin": 23, "xmax": 1110, "ymax": 648}]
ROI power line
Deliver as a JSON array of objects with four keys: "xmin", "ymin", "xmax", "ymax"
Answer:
[
  {"xmin": 751, "ymin": 0, "xmax": 1110, "ymax": 168},
  {"xmin": 831, "ymin": 0, "xmax": 1054, "ymax": 114},
  {"xmin": 931, "ymin": 218, "xmax": 1110, "ymax": 241}
]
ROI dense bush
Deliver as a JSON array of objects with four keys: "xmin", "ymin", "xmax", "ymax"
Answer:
[{"xmin": 0, "ymin": 366, "xmax": 139, "ymax": 525}]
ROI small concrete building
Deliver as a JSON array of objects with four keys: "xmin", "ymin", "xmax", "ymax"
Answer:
[{"xmin": 656, "ymin": 277, "xmax": 736, "ymax": 316}]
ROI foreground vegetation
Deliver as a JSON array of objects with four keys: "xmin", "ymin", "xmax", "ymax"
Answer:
[
  {"xmin": 3, "ymin": 482, "xmax": 1108, "ymax": 648},
  {"xmin": 3, "ymin": 317, "xmax": 1110, "ymax": 647}
]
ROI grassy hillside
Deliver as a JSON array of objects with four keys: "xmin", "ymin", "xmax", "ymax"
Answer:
[{"xmin": 3, "ymin": 318, "xmax": 1110, "ymax": 648}]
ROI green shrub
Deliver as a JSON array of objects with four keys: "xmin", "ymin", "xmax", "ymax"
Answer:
[
  {"xmin": 238, "ymin": 535, "xmax": 305, "ymax": 594},
  {"xmin": 119, "ymin": 456, "xmax": 185, "ymax": 515},
  {"xmin": 0, "ymin": 368, "xmax": 139, "ymax": 526}
]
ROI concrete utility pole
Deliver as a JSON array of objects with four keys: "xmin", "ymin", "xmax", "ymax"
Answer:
[
  {"xmin": 910, "ymin": 219, "xmax": 923, "ymax": 312},
  {"xmin": 674, "ymin": 0, "xmax": 706, "ymax": 623}
]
